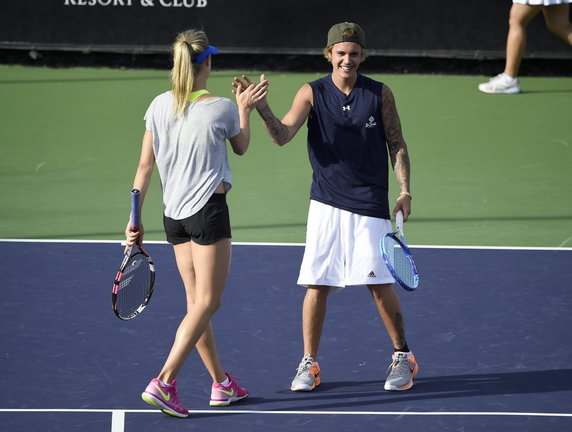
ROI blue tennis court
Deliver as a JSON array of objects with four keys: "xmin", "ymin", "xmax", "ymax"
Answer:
[{"xmin": 1, "ymin": 240, "xmax": 571, "ymax": 431}]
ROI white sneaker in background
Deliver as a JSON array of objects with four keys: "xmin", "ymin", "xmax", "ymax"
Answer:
[{"xmin": 478, "ymin": 73, "xmax": 521, "ymax": 94}]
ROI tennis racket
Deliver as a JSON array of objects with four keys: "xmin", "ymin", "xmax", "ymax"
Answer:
[
  {"xmin": 112, "ymin": 189, "xmax": 155, "ymax": 320},
  {"xmin": 380, "ymin": 210, "xmax": 419, "ymax": 291}
]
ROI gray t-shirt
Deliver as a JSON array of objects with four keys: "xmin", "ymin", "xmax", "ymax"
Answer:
[{"xmin": 144, "ymin": 91, "xmax": 240, "ymax": 220}]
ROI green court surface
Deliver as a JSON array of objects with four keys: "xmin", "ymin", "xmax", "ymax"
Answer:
[{"xmin": 0, "ymin": 65, "xmax": 570, "ymax": 247}]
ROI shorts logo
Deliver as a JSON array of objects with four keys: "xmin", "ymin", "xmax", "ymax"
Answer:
[{"xmin": 368, "ymin": 271, "xmax": 376, "ymax": 277}]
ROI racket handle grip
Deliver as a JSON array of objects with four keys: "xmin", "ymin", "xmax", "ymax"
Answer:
[
  {"xmin": 130, "ymin": 189, "xmax": 141, "ymax": 232},
  {"xmin": 395, "ymin": 210, "xmax": 404, "ymax": 234}
]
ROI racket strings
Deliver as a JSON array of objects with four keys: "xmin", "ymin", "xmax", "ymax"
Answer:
[
  {"xmin": 117, "ymin": 254, "xmax": 152, "ymax": 318},
  {"xmin": 383, "ymin": 236, "xmax": 417, "ymax": 288}
]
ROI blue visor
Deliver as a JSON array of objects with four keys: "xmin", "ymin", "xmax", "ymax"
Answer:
[{"xmin": 193, "ymin": 45, "xmax": 218, "ymax": 64}]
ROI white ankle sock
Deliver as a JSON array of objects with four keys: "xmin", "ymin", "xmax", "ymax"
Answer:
[{"xmin": 501, "ymin": 73, "xmax": 517, "ymax": 82}]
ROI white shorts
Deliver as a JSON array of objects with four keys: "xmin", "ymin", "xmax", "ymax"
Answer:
[
  {"xmin": 513, "ymin": 0, "xmax": 571, "ymax": 5},
  {"xmin": 297, "ymin": 200, "xmax": 395, "ymax": 291}
]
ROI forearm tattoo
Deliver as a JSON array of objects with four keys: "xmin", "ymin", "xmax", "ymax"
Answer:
[
  {"xmin": 257, "ymin": 104, "xmax": 290, "ymax": 144},
  {"xmin": 382, "ymin": 85, "xmax": 411, "ymax": 192}
]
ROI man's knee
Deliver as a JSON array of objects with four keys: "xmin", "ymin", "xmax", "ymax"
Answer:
[{"xmin": 306, "ymin": 285, "xmax": 331, "ymax": 300}]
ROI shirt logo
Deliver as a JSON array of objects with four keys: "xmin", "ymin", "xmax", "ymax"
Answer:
[
  {"xmin": 365, "ymin": 116, "xmax": 377, "ymax": 128},
  {"xmin": 342, "ymin": 105, "xmax": 351, "ymax": 111}
]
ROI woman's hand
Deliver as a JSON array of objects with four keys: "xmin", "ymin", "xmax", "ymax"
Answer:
[
  {"xmin": 124, "ymin": 221, "xmax": 144, "ymax": 253},
  {"xmin": 233, "ymin": 74, "xmax": 269, "ymax": 110}
]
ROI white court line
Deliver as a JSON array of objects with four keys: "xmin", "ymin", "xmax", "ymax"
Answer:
[
  {"xmin": 0, "ymin": 238, "xmax": 163, "ymax": 245},
  {"xmin": 0, "ymin": 238, "xmax": 571, "ymax": 251},
  {"xmin": 1, "ymin": 408, "xmax": 571, "ymax": 418},
  {"xmin": 111, "ymin": 410, "xmax": 124, "ymax": 432}
]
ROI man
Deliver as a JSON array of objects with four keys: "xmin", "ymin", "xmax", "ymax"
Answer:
[{"xmin": 235, "ymin": 22, "xmax": 418, "ymax": 392}]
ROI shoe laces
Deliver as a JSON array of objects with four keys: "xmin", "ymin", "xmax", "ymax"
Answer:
[
  {"xmin": 161, "ymin": 379, "xmax": 179, "ymax": 395},
  {"xmin": 387, "ymin": 353, "xmax": 410, "ymax": 377},
  {"xmin": 490, "ymin": 73, "xmax": 517, "ymax": 88},
  {"xmin": 227, "ymin": 374, "xmax": 241, "ymax": 381},
  {"xmin": 295, "ymin": 357, "xmax": 314, "ymax": 376},
  {"xmin": 216, "ymin": 374, "xmax": 242, "ymax": 389}
]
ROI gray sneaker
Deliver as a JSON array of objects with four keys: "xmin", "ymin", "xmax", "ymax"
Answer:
[
  {"xmin": 290, "ymin": 357, "xmax": 321, "ymax": 391},
  {"xmin": 384, "ymin": 352, "xmax": 418, "ymax": 391},
  {"xmin": 478, "ymin": 74, "xmax": 521, "ymax": 94}
]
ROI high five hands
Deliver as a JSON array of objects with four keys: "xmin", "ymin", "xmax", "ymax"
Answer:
[{"xmin": 232, "ymin": 74, "xmax": 269, "ymax": 109}]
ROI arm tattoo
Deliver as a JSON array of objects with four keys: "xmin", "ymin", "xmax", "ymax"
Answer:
[
  {"xmin": 382, "ymin": 85, "xmax": 411, "ymax": 193},
  {"xmin": 257, "ymin": 104, "xmax": 290, "ymax": 145}
]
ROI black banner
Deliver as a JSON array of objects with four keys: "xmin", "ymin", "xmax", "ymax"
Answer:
[{"xmin": 1, "ymin": 0, "xmax": 571, "ymax": 59}]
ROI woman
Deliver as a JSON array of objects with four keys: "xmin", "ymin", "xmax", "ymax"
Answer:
[
  {"xmin": 479, "ymin": 0, "xmax": 572, "ymax": 94},
  {"xmin": 125, "ymin": 29, "xmax": 268, "ymax": 418}
]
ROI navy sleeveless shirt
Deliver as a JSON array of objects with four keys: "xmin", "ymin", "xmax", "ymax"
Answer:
[{"xmin": 307, "ymin": 73, "xmax": 390, "ymax": 219}]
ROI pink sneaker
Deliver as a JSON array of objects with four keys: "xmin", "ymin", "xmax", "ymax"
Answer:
[
  {"xmin": 209, "ymin": 373, "xmax": 249, "ymax": 407},
  {"xmin": 141, "ymin": 378, "xmax": 189, "ymax": 418}
]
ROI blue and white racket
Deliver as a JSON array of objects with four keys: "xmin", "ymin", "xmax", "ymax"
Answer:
[
  {"xmin": 112, "ymin": 189, "xmax": 155, "ymax": 320},
  {"xmin": 380, "ymin": 210, "xmax": 419, "ymax": 291}
]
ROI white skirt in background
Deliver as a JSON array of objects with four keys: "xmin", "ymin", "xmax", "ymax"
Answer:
[{"xmin": 513, "ymin": 0, "xmax": 571, "ymax": 5}]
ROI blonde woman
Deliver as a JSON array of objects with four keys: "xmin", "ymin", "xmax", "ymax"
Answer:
[{"xmin": 125, "ymin": 29, "xmax": 268, "ymax": 418}]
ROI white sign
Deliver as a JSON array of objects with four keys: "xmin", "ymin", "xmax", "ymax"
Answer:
[{"xmin": 64, "ymin": 0, "xmax": 208, "ymax": 7}]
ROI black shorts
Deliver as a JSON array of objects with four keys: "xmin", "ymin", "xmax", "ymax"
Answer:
[{"xmin": 163, "ymin": 193, "xmax": 231, "ymax": 245}]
